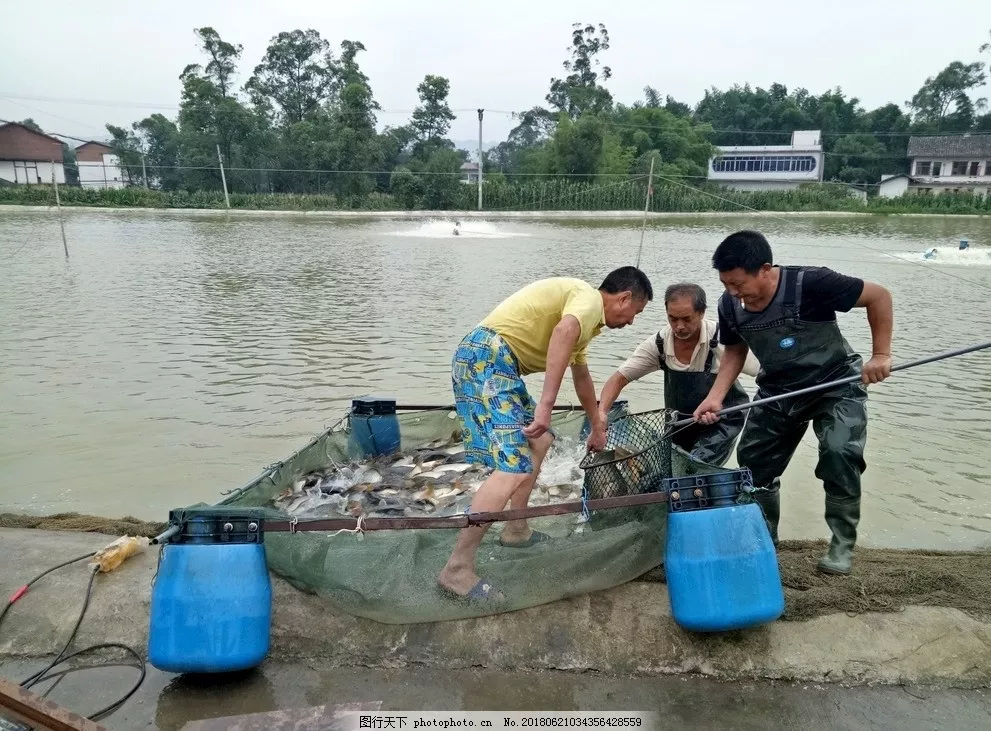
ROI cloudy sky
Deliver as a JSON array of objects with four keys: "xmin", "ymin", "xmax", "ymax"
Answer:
[{"xmin": 1, "ymin": 0, "xmax": 988, "ymax": 146}]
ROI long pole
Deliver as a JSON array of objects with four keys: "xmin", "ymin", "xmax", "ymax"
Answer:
[
  {"xmin": 216, "ymin": 144, "xmax": 231, "ymax": 209},
  {"xmin": 51, "ymin": 161, "xmax": 69, "ymax": 259},
  {"xmin": 141, "ymin": 155, "xmax": 148, "ymax": 189},
  {"xmin": 669, "ymin": 339, "xmax": 991, "ymax": 428},
  {"xmin": 477, "ymin": 108, "xmax": 484, "ymax": 211},
  {"xmin": 634, "ymin": 155, "xmax": 655, "ymax": 269}
]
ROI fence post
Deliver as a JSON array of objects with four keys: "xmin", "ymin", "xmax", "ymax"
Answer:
[{"xmin": 216, "ymin": 144, "xmax": 231, "ymax": 209}]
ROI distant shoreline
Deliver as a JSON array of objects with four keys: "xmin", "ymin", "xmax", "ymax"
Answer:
[{"xmin": 2, "ymin": 205, "xmax": 988, "ymax": 220}]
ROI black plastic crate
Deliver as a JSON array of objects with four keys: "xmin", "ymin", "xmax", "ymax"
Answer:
[{"xmin": 662, "ymin": 469, "xmax": 754, "ymax": 513}]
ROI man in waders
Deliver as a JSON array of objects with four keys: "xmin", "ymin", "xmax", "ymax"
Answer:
[
  {"xmin": 596, "ymin": 282, "xmax": 760, "ymax": 466},
  {"xmin": 694, "ymin": 231, "xmax": 893, "ymax": 576}
]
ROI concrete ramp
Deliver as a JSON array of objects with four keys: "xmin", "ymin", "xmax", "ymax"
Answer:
[{"xmin": 1, "ymin": 529, "xmax": 988, "ymax": 688}]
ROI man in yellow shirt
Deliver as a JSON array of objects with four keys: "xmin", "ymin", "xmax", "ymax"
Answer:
[{"xmin": 439, "ymin": 267, "xmax": 654, "ymax": 601}]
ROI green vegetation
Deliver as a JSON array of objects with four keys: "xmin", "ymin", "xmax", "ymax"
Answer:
[
  {"xmin": 5, "ymin": 22, "xmax": 991, "ymax": 213},
  {"xmin": 5, "ymin": 179, "xmax": 990, "ymax": 215}
]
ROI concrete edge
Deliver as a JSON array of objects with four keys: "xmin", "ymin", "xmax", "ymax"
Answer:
[
  {"xmin": 1, "ymin": 204, "xmax": 988, "ymax": 219},
  {"xmin": 1, "ymin": 529, "xmax": 989, "ymax": 689}
]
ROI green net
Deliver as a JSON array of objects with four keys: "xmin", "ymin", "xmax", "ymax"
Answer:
[{"xmin": 216, "ymin": 406, "xmax": 738, "ymax": 624}]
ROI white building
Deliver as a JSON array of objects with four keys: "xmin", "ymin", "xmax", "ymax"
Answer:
[
  {"xmin": 75, "ymin": 141, "xmax": 125, "ymax": 189},
  {"xmin": 459, "ymin": 161, "xmax": 479, "ymax": 184},
  {"xmin": 0, "ymin": 122, "xmax": 66, "ymax": 185},
  {"xmin": 707, "ymin": 130, "xmax": 824, "ymax": 191},
  {"xmin": 878, "ymin": 135, "xmax": 991, "ymax": 198}
]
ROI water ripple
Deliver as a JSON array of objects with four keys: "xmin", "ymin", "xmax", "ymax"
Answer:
[{"xmin": 1, "ymin": 210, "xmax": 991, "ymax": 546}]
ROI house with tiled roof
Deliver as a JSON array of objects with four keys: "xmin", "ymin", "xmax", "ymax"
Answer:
[{"xmin": 878, "ymin": 134, "xmax": 991, "ymax": 198}]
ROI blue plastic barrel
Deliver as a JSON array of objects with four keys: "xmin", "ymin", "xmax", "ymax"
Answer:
[
  {"xmin": 148, "ymin": 508, "xmax": 272, "ymax": 674},
  {"xmin": 348, "ymin": 396, "xmax": 402, "ymax": 459},
  {"xmin": 663, "ymin": 472, "xmax": 785, "ymax": 632}
]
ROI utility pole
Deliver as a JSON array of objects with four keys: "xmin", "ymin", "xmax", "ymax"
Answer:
[
  {"xmin": 141, "ymin": 155, "xmax": 149, "ymax": 189},
  {"xmin": 477, "ymin": 108, "xmax": 484, "ymax": 211},
  {"xmin": 635, "ymin": 155, "xmax": 656, "ymax": 269},
  {"xmin": 216, "ymin": 144, "xmax": 231, "ymax": 209},
  {"xmin": 51, "ymin": 161, "xmax": 69, "ymax": 259}
]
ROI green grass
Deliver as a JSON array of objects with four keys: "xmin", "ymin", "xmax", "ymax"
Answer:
[{"xmin": 2, "ymin": 180, "xmax": 989, "ymax": 215}]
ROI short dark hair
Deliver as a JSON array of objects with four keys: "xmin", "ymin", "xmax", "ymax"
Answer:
[
  {"xmin": 712, "ymin": 231, "xmax": 773, "ymax": 275},
  {"xmin": 664, "ymin": 282, "xmax": 706, "ymax": 313},
  {"xmin": 599, "ymin": 266, "xmax": 653, "ymax": 301}
]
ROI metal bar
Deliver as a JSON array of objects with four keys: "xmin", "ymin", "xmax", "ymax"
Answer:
[
  {"xmin": 262, "ymin": 490, "xmax": 669, "ymax": 534},
  {"xmin": 392, "ymin": 403, "xmax": 585, "ymax": 412},
  {"xmin": 669, "ymin": 339, "xmax": 991, "ymax": 428},
  {"xmin": 0, "ymin": 677, "xmax": 108, "ymax": 731}
]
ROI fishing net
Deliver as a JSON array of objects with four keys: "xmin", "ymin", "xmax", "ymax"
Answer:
[{"xmin": 216, "ymin": 406, "xmax": 734, "ymax": 624}]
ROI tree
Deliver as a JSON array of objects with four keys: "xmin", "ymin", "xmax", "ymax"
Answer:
[
  {"xmin": 105, "ymin": 124, "xmax": 145, "ymax": 185},
  {"xmin": 192, "ymin": 27, "xmax": 242, "ymax": 98},
  {"xmin": 133, "ymin": 114, "xmax": 182, "ymax": 190},
  {"xmin": 908, "ymin": 61, "xmax": 987, "ymax": 130},
  {"xmin": 546, "ymin": 23, "xmax": 614, "ymax": 119},
  {"xmin": 327, "ymin": 42, "xmax": 383, "ymax": 201},
  {"xmin": 177, "ymin": 28, "xmax": 260, "ymax": 192},
  {"xmin": 246, "ymin": 29, "xmax": 336, "ymax": 126},
  {"xmin": 410, "ymin": 75, "xmax": 456, "ymax": 150}
]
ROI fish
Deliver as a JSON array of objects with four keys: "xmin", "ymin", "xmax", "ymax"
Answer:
[{"xmin": 271, "ymin": 434, "xmax": 590, "ymax": 520}]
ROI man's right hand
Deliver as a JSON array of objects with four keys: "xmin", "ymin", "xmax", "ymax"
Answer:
[
  {"xmin": 693, "ymin": 396, "xmax": 723, "ymax": 425},
  {"xmin": 523, "ymin": 402, "xmax": 553, "ymax": 440}
]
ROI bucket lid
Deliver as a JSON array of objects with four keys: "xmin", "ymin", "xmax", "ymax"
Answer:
[{"xmin": 351, "ymin": 396, "xmax": 398, "ymax": 415}]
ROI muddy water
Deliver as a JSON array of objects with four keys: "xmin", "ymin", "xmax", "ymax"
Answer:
[{"xmin": 1, "ymin": 209, "xmax": 990, "ymax": 550}]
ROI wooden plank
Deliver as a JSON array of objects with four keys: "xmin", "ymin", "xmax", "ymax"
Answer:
[
  {"xmin": 180, "ymin": 701, "xmax": 382, "ymax": 731},
  {"xmin": 0, "ymin": 677, "xmax": 107, "ymax": 731}
]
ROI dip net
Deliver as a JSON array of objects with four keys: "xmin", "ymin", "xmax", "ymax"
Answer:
[{"xmin": 217, "ymin": 406, "xmax": 729, "ymax": 624}]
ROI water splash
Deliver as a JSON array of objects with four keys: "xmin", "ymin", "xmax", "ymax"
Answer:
[
  {"xmin": 386, "ymin": 220, "xmax": 529, "ymax": 239},
  {"xmin": 887, "ymin": 247, "xmax": 991, "ymax": 267}
]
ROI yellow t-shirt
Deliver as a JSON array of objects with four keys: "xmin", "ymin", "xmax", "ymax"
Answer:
[{"xmin": 479, "ymin": 277, "xmax": 606, "ymax": 375}]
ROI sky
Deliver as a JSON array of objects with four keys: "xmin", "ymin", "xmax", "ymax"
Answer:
[{"xmin": 1, "ymin": 0, "xmax": 988, "ymax": 148}]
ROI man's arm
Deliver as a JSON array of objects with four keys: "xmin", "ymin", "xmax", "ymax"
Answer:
[
  {"xmin": 855, "ymin": 281, "xmax": 894, "ymax": 384},
  {"xmin": 597, "ymin": 371, "xmax": 630, "ymax": 418},
  {"xmin": 571, "ymin": 363, "xmax": 599, "ymax": 417},
  {"xmin": 693, "ymin": 342, "xmax": 749, "ymax": 425},
  {"xmin": 522, "ymin": 315, "xmax": 581, "ymax": 439}
]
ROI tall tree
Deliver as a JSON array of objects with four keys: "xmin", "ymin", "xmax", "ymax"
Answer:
[
  {"xmin": 133, "ymin": 114, "xmax": 182, "ymax": 190},
  {"xmin": 546, "ymin": 23, "xmax": 614, "ymax": 119},
  {"xmin": 192, "ymin": 27, "xmax": 243, "ymax": 98},
  {"xmin": 410, "ymin": 75, "xmax": 456, "ymax": 150},
  {"xmin": 327, "ymin": 41, "xmax": 383, "ymax": 200},
  {"xmin": 245, "ymin": 29, "xmax": 336, "ymax": 126},
  {"xmin": 908, "ymin": 61, "xmax": 987, "ymax": 130}
]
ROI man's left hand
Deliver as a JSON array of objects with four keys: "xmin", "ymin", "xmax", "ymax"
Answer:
[{"xmin": 862, "ymin": 354, "xmax": 892, "ymax": 384}]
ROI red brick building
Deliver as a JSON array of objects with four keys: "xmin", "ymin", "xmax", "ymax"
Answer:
[{"xmin": 0, "ymin": 122, "xmax": 66, "ymax": 185}]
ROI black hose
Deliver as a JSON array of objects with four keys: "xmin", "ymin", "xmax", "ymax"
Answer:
[{"xmin": 0, "ymin": 551, "xmax": 148, "ymax": 721}]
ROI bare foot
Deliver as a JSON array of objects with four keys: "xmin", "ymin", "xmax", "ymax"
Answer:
[
  {"xmin": 498, "ymin": 526, "xmax": 532, "ymax": 545},
  {"xmin": 437, "ymin": 565, "xmax": 482, "ymax": 596}
]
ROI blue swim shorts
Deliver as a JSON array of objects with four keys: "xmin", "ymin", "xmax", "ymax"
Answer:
[{"xmin": 451, "ymin": 326, "xmax": 536, "ymax": 474}]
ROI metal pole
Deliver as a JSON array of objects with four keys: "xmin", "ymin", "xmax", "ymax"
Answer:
[
  {"xmin": 142, "ymin": 155, "xmax": 148, "ymax": 189},
  {"xmin": 477, "ymin": 108, "xmax": 484, "ymax": 211},
  {"xmin": 669, "ymin": 339, "xmax": 991, "ymax": 428},
  {"xmin": 216, "ymin": 143, "xmax": 231, "ymax": 209},
  {"xmin": 51, "ymin": 161, "xmax": 69, "ymax": 259},
  {"xmin": 634, "ymin": 155, "xmax": 655, "ymax": 268}
]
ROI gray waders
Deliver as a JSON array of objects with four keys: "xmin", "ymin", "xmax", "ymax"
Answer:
[
  {"xmin": 656, "ymin": 327, "xmax": 749, "ymax": 467},
  {"xmin": 724, "ymin": 267, "xmax": 868, "ymax": 575}
]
